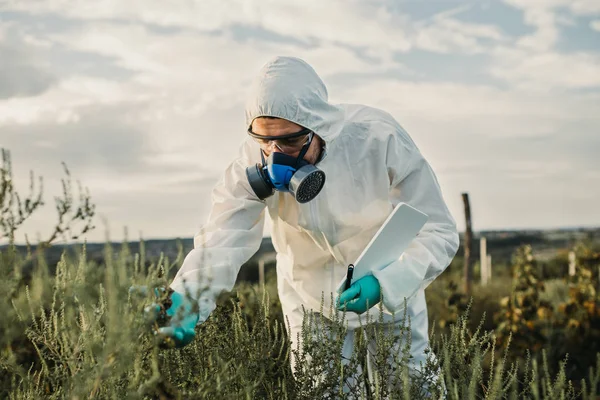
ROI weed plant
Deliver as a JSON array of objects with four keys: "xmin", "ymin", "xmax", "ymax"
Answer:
[{"xmin": 2, "ymin": 241, "xmax": 600, "ymax": 399}]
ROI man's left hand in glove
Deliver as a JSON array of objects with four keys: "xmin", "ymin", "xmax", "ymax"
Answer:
[{"xmin": 336, "ymin": 275, "xmax": 381, "ymax": 314}]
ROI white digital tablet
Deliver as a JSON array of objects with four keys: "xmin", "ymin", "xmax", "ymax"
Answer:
[{"xmin": 336, "ymin": 202, "xmax": 428, "ymax": 292}]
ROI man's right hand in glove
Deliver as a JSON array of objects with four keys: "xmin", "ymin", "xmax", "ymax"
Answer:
[
  {"xmin": 131, "ymin": 286, "xmax": 200, "ymax": 348},
  {"xmin": 155, "ymin": 290, "xmax": 199, "ymax": 348}
]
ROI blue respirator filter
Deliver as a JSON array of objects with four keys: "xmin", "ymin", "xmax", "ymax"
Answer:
[{"xmin": 246, "ymin": 152, "xmax": 325, "ymax": 203}]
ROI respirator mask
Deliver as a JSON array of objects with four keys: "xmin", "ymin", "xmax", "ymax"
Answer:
[{"xmin": 245, "ymin": 127, "xmax": 326, "ymax": 203}]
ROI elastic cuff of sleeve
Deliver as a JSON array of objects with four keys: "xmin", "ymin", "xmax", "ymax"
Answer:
[{"xmin": 371, "ymin": 258, "xmax": 425, "ymax": 313}]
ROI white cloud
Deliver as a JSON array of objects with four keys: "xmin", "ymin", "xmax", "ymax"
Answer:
[
  {"xmin": 516, "ymin": 7, "xmax": 559, "ymax": 51},
  {"xmin": 0, "ymin": 77, "xmax": 148, "ymax": 125},
  {"xmin": 591, "ymin": 19, "xmax": 600, "ymax": 31},
  {"xmin": 1, "ymin": 0, "xmax": 240, "ymax": 29},
  {"xmin": 1, "ymin": 0, "xmax": 413, "ymax": 53},
  {"xmin": 503, "ymin": 0, "xmax": 600, "ymax": 16},
  {"xmin": 413, "ymin": 15, "xmax": 507, "ymax": 54},
  {"xmin": 489, "ymin": 48, "xmax": 600, "ymax": 90},
  {"xmin": 49, "ymin": 21, "xmax": 397, "ymax": 90},
  {"xmin": 489, "ymin": 1, "xmax": 600, "ymax": 90},
  {"xmin": 1, "ymin": 0, "xmax": 509, "ymax": 59},
  {"xmin": 569, "ymin": 0, "xmax": 600, "ymax": 15},
  {"xmin": 502, "ymin": 0, "xmax": 600, "ymax": 52},
  {"xmin": 336, "ymin": 78, "xmax": 599, "ymax": 128}
]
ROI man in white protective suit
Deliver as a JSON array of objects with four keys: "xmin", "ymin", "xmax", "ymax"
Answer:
[{"xmin": 159, "ymin": 56, "xmax": 459, "ymax": 396}]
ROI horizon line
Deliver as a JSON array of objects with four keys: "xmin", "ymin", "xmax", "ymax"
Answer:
[{"xmin": 2, "ymin": 224, "xmax": 599, "ymax": 247}]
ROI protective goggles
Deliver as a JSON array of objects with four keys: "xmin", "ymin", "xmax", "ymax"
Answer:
[{"xmin": 247, "ymin": 126, "xmax": 314, "ymax": 153}]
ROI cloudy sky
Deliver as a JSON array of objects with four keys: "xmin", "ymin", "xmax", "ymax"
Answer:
[{"xmin": 1, "ymin": 0, "xmax": 599, "ymax": 245}]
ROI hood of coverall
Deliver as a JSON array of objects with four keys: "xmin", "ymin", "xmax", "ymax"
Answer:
[{"xmin": 244, "ymin": 56, "xmax": 346, "ymax": 145}]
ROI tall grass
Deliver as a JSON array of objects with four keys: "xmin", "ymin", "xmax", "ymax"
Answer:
[{"xmin": 2, "ymin": 241, "xmax": 600, "ymax": 399}]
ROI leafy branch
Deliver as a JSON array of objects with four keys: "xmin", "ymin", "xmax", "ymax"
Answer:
[{"xmin": 0, "ymin": 148, "xmax": 96, "ymax": 247}]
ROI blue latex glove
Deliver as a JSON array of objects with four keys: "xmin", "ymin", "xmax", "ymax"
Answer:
[
  {"xmin": 156, "ymin": 290, "xmax": 199, "ymax": 348},
  {"xmin": 130, "ymin": 286, "xmax": 199, "ymax": 348},
  {"xmin": 336, "ymin": 275, "xmax": 381, "ymax": 314}
]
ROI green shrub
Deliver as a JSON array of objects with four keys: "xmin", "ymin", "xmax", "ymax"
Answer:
[
  {"xmin": 494, "ymin": 245, "xmax": 554, "ymax": 355},
  {"xmin": 538, "ymin": 279, "xmax": 570, "ymax": 309},
  {"xmin": 2, "ymin": 241, "xmax": 600, "ymax": 399}
]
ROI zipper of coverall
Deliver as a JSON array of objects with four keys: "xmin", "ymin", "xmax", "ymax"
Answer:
[
  {"xmin": 307, "ymin": 143, "xmax": 345, "ymax": 300},
  {"xmin": 307, "ymin": 199, "xmax": 336, "ymax": 298},
  {"xmin": 313, "ymin": 144, "xmax": 340, "ymax": 295},
  {"xmin": 307, "ymin": 200, "xmax": 346, "ymax": 307}
]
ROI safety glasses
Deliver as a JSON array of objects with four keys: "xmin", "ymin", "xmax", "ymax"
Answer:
[{"xmin": 247, "ymin": 126, "xmax": 314, "ymax": 153}]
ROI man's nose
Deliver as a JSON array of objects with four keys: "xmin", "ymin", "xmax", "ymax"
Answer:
[{"xmin": 264, "ymin": 149, "xmax": 286, "ymax": 159}]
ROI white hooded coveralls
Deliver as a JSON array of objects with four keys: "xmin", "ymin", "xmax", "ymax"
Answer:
[{"xmin": 170, "ymin": 56, "xmax": 459, "ymax": 377}]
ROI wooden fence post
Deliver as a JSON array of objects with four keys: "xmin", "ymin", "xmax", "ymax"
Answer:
[
  {"xmin": 480, "ymin": 237, "xmax": 487, "ymax": 286},
  {"xmin": 568, "ymin": 251, "xmax": 576, "ymax": 276},
  {"xmin": 487, "ymin": 254, "xmax": 492, "ymax": 283},
  {"xmin": 462, "ymin": 193, "xmax": 473, "ymax": 295}
]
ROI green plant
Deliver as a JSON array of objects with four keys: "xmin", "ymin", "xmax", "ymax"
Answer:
[
  {"xmin": 494, "ymin": 245, "xmax": 554, "ymax": 354},
  {"xmin": 551, "ymin": 243, "xmax": 600, "ymax": 382},
  {"xmin": 3, "ymin": 240, "xmax": 600, "ymax": 398},
  {"xmin": 0, "ymin": 148, "xmax": 95, "ymax": 247}
]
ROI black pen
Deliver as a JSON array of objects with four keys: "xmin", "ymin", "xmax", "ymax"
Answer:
[{"xmin": 344, "ymin": 264, "xmax": 354, "ymax": 291}]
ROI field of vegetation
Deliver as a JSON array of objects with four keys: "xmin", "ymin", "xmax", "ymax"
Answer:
[{"xmin": 2, "ymin": 149, "xmax": 600, "ymax": 399}]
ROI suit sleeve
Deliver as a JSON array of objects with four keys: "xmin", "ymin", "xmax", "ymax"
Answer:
[
  {"xmin": 170, "ymin": 140, "xmax": 267, "ymax": 324},
  {"xmin": 371, "ymin": 126, "xmax": 459, "ymax": 313}
]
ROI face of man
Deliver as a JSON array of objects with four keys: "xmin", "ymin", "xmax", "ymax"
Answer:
[{"xmin": 250, "ymin": 117, "xmax": 323, "ymax": 165}]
